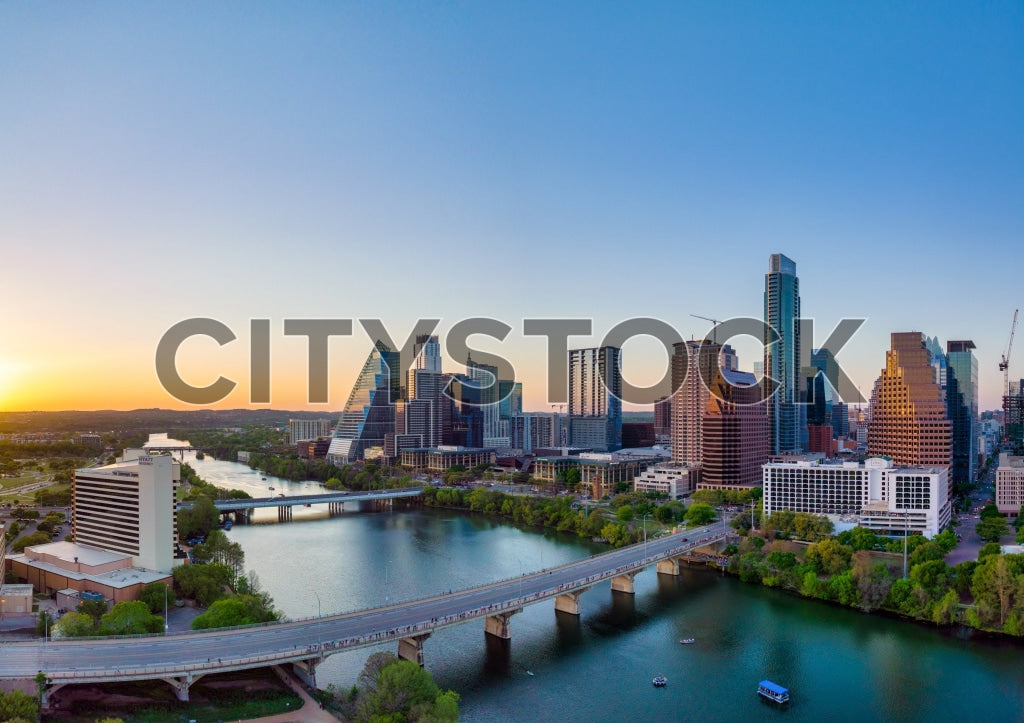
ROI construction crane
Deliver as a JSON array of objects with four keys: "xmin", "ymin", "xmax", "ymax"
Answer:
[
  {"xmin": 1001, "ymin": 309, "xmax": 1019, "ymax": 400},
  {"xmin": 690, "ymin": 313, "xmax": 721, "ymax": 344}
]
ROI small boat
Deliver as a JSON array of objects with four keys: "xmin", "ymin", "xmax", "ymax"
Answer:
[
  {"xmin": 262, "ymin": 477, "xmax": 267, "ymax": 480},
  {"xmin": 679, "ymin": 638, "xmax": 696, "ymax": 644},
  {"xmin": 652, "ymin": 676, "xmax": 667, "ymax": 687},
  {"xmin": 526, "ymin": 670, "xmax": 534, "ymax": 676},
  {"xmin": 268, "ymin": 486, "xmax": 275, "ymax": 491},
  {"xmin": 757, "ymin": 680, "xmax": 790, "ymax": 703}
]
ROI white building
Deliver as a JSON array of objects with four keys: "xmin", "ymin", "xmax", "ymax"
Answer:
[
  {"xmin": 763, "ymin": 457, "xmax": 951, "ymax": 538},
  {"xmin": 996, "ymin": 454, "xmax": 1024, "ymax": 516},
  {"xmin": 633, "ymin": 463, "xmax": 700, "ymax": 500},
  {"xmin": 72, "ymin": 453, "xmax": 178, "ymax": 572},
  {"xmin": 289, "ymin": 418, "xmax": 332, "ymax": 443}
]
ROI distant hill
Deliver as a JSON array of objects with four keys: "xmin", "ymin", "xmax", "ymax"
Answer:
[{"xmin": 0, "ymin": 409, "xmax": 340, "ymax": 433}]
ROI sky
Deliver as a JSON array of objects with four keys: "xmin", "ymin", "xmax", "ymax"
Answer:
[{"xmin": 1, "ymin": 2, "xmax": 1022, "ymax": 414}]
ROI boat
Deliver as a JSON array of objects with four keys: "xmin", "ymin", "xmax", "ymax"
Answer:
[
  {"xmin": 679, "ymin": 638, "xmax": 696, "ymax": 644},
  {"xmin": 652, "ymin": 676, "xmax": 667, "ymax": 687},
  {"xmin": 757, "ymin": 680, "xmax": 790, "ymax": 704},
  {"xmin": 268, "ymin": 486, "xmax": 275, "ymax": 491},
  {"xmin": 262, "ymin": 477, "xmax": 267, "ymax": 480},
  {"xmin": 223, "ymin": 519, "xmax": 232, "ymax": 530},
  {"xmin": 526, "ymin": 670, "xmax": 534, "ymax": 676}
]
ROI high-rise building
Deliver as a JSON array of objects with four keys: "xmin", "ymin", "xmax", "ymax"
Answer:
[
  {"xmin": 867, "ymin": 332, "xmax": 952, "ymax": 471},
  {"xmin": 996, "ymin": 453, "xmax": 1024, "ymax": 516},
  {"xmin": 568, "ymin": 346, "xmax": 622, "ymax": 451},
  {"xmin": 764, "ymin": 253, "xmax": 802, "ymax": 454},
  {"xmin": 327, "ymin": 342, "xmax": 401, "ymax": 465},
  {"xmin": 670, "ymin": 340, "xmax": 718, "ymax": 465},
  {"xmin": 289, "ymin": 418, "xmax": 331, "ymax": 443},
  {"xmin": 654, "ymin": 396, "xmax": 672, "ymax": 438},
  {"xmin": 831, "ymin": 402, "xmax": 849, "ymax": 439},
  {"xmin": 700, "ymin": 364, "xmax": 769, "ymax": 490},
  {"xmin": 412, "ymin": 334, "xmax": 442, "ymax": 372},
  {"xmin": 72, "ymin": 453, "xmax": 177, "ymax": 573},
  {"xmin": 946, "ymin": 340, "xmax": 978, "ymax": 487},
  {"xmin": 510, "ymin": 413, "xmax": 552, "ymax": 454},
  {"xmin": 467, "ymin": 356, "xmax": 506, "ymax": 446},
  {"xmin": 1006, "ymin": 379, "xmax": 1024, "ymax": 454}
]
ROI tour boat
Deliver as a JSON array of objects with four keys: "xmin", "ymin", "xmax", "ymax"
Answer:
[
  {"xmin": 679, "ymin": 638, "xmax": 696, "ymax": 644},
  {"xmin": 757, "ymin": 680, "xmax": 790, "ymax": 703},
  {"xmin": 652, "ymin": 676, "xmax": 667, "ymax": 687},
  {"xmin": 268, "ymin": 486, "xmax": 274, "ymax": 491}
]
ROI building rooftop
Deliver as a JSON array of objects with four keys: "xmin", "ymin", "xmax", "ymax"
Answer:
[
  {"xmin": 0, "ymin": 584, "xmax": 34, "ymax": 596},
  {"xmin": 26, "ymin": 541, "xmax": 130, "ymax": 567},
  {"xmin": 8, "ymin": 550, "xmax": 168, "ymax": 589}
]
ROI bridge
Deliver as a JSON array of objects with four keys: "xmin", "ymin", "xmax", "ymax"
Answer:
[
  {"xmin": 0, "ymin": 521, "xmax": 731, "ymax": 706},
  {"xmin": 178, "ymin": 487, "xmax": 423, "ymax": 522}
]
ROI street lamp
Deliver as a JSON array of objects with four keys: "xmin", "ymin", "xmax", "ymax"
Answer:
[
  {"xmin": 164, "ymin": 584, "xmax": 168, "ymax": 633},
  {"xmin": 642, "ymin": 513, "xmax": 649, "ymax": 561},
  {"xmin": 313, "ymin": 591, "xmax": 322, "ymax": 652},
  {"xmin": 385, "ymin": 561, "xmax": 390, "ymax": 605}
]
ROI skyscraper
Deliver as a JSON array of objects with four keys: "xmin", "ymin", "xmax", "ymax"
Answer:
[
  {"xmin": 568, "ymin": 346, "xmax": 622, "ymax": 451},
  {"xmin": 327, "ymin": 342, "xmax": 401, "ymax": 465},
  {"xmin": 701, "ymin": 364, "xmax": 770, "ymax": 489},
  {"xmin": 764, "ymin": 253, "xmax": 802, "ymax": 454},
  {"xmin": 867, "ymin": 332, "xmax": 952, "ymax": 469},
  {"xmin": 670, "ymin": 340, "xmax": 718, "ymax": 465},
  {"xmin": 946, "ymin": 340, "xmax": 978, "ymax": 487}
]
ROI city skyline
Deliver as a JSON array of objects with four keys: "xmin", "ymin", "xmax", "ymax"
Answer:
[{"xmin": 1, "ymin": 4, "xmax": 1022, "ymax": 413}]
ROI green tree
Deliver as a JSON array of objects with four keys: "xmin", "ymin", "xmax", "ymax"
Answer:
[
  {"xmin": 685, "ymin": 503, "xmax": 715, "ymax": 526},
  {"xmin": 805, "ymin": 539, "xmax": 853, "ymax": 576},
  {"xmin": 178, "ymin": 495, "xmax": 220, "ymax": 540},
  {"xmin": 139, "ymin": 582, "xmax": 175, "ymax": 615},
  {"xmin": 193, "ymin": 529, "xmax": 245, "ymax": 579},
  {"xmin": 978, "ymin": 542, "xmax": 1003, "ymax": 561},
  {"xmin": 0, "ymin": 689, "xmax": 39, "ymax": 721},
  {"xmin": 932, "ymin": 588, "xmax": 961, "ymax": 626},
  {"xmin": 77, "ymin": 599, "xmax": 107, "ymax": 624},
  {"xmin": 52, "ymin": 611, "xmax": 96, "ymax": 638},
  {"xmin": 616, "ymin": 505, "xmax": 635, "ymax": 523},
  {"xmin": 99, "ymin": 601, "xmax": 164, "ymax": 635},
  {"xmin": 356, "ymin": 658, "xmax": 459, "ymax": 722},
  {"xmin": 851, "ymin": 550, "xmax": 894, "ymax": 612},
  {"xmin": 977, "ymin": 515, "xmax": 1008, "ymax": 543}
]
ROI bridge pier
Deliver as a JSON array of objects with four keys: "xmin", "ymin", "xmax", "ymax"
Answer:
[
  {"xmin": 611, "ymin": 571, "xmax": 638, "ymax": 594},
  {"xmin": 292, "ymin": 658, "xmax": 318, "ymax": 688},
  {"xmin": 657, "ymin": 557, "xmax": 681, "ymax": 576},
  {"xmin": 162, "ymin": 673, "xmax": 195, "ymax": 702},
  {"xmin": 554, "ymin": 587, "xmax": 590, "ymax": 615},
  {"xmin": 329, "ymin": 501, "xmax": 344, "ymax": 516},
  {"xmin": 484, "ymin": 609, "xmax": 521, "ymax": 640},
  {"xmin": 278, "ymin": 505, "xmax": 292, "ymax": 522},
  {"xmin": 397, "ymin": 632, "xmax": 432, "ymax": 666}
]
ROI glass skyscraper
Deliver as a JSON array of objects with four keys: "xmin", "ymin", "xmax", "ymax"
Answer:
[
  {"xmin": 326, "ymin": 342, "xmax": 401, "ymax": 465},
  {"xmin": 946, "ymin": 340, "xmax": 978, "ymax": 487},
  {"xmin": 764, "ymin": 253, "xmax": 802, "ymax": 454},
  {"xmin": 568, "ymin": 346, "xmax": 622, "ymax": 451}
]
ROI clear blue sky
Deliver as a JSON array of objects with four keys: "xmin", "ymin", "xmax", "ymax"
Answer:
[{"xmin": 1, "ymin": 2, "xmax": 1021, "ymax": 411}]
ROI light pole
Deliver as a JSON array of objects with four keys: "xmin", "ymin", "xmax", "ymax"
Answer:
[
  {"xmin": 642, "ymin": 513, "xmax": 649, "ymax": 561},
  {"xmin": 164, "ymin": 584, "xmax": 168, "ymax": 633},
  {"xmin": 902, "ymin": 512, "xmax": 909, "ymax": 579},
  {"xmin": 313, "ymin": 591, "xmax": 322, "ymax": 652},
  {"xmin": 385, "ymin": 561, "xmax": 390, "ymax": 604}
]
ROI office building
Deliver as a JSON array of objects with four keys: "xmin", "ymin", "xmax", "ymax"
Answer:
[
  {"xmin": 763, "ymin": 457, "xmax": 951, "ymax": 538},
  {"xmin": 654, "ymin": 396, "xmax": 672, "ymax": 438},
  {"xmin": 996, "ymin": 454, "xmax": 1024, "ymax": 516},
  {"xmin": 289, "ymin": 418, "xmax": 331, "ymax": 443},
  {"xmin": 670, "ymin": 340, "xmax": 718, "ymax": 465},
  {"xmin": 867, "ymin": 332, "xmax": 952, "ymax": 471},
  {"xmin": 327, "ymin": 342, "xmax": 401, "ymax": 465},
  {"xmin": 633, "ymin": 463, "xmax": 700, "ymax": 500},
  {"xmin": 568, "ymin": 346, "xmax": 623, "ymax": 451},
  {"xmin": 764, "ymin": 253, "xmax": 802, "ymax": 454},
  {"xmin": 1005, "ymin": 379, "xmax": 1024, "ymax": 454},
  {"xmin": 412, "ymin": 334, "xmax": 442, "ymax": 372},
  {"xmin": 700, "ymin": 365, "xmax": 770, "ymax": 490},
  {"xmin": 510, "ymin": 413, "xmax": 553, "ymax": 454},
  {"xmin": 946, "ymin": 340, "xmax": 978, "ymax": 487}
]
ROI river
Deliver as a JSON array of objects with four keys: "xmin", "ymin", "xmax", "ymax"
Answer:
[{"xmin": 179, "ymin": 448, "xmax": 1024, "ymax": 722}]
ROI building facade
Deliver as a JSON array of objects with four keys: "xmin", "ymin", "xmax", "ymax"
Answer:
[
  {"xmin": 867, "ymin": 332, "xmax": 952, "ymax": 471},
  {"xmin": 72, "ymin": 453, "xmax": 177, "ymax": 572},
  {"xmin": 633, "ymin": 463, "xmax": 700, "ymax": 500},
  {"xmin": 699, "ymin": 367, "xmax": 769, "ymax": 490},
  {"xmin": 327, "ymin": 342, "xmax": 401, "ymax": 465},
  {"xmin": 670, "ymin": 340, "xmax": 718, "ymax": 465},
  {"xmin": 946, "ymin": 340, "xmax": 978, "ymax": 487},
  {"xmin": 568, "ymin": 346, "xmax": 623, "ymax": 451},
  {"xmin": 763, "ymin": 457, "xmax": 951, "ymax": 538},
  {"xmin": 996, "ymin": 453, "xmax": 1024, "ymax": 516},
  {"xmin": 763, "ymin": 253, "xmax": 802, "ymax": 454},
  {"xmin": 289, "ymin": 418, "xmax": 331, "ymax": 443}
]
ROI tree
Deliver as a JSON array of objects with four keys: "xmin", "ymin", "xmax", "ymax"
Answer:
[
  {"xmin": 616, "ymin": 505, "xmax": 635, "ymax": 523},
  {"xmin": 976, "ymin": 515, "xmax": 1008, "ymax": 543},
  {"xmin": 139, "ymin": 582, "xmax": 175, "ymax": 615},
  {"xmin": 851, "ymin": 551, "xmax": 894, "ymax": 612},
  {"xmin": 685, "ymin": 503, "xmax": 715, "ymax": 526},
  {"xmin": 192, "ymin": 598, "xmax": 256, "ymax": 630},
  {"xmin": 0, "ymin": 689, "xmax": 38, "ymax": 721},
  {"xmin": 805, "ymin": 539, "xmax": 853, "ymax": 576},
  {"xmin": 978, "ymin": 542, "xmax": 1003, "ymax": 561},
  {"xmin": 354, "ymin": 657, "xmax": 459, "ymax": 723},
  {"xmin": 178, "ymin": 495, "xmax": 220, "ymax": 540},
  {"xmin": 193, "ymin": 529, "xmax": 245, "ymax": 579},
  {"xmin": 99, "ymin": 601, "xmax": 164, "ymax": 636},
  {"xmin": 77, "ymin": 599, "xmax": 107, "ymax": 624},
  {"xmin": 52, "ymin": 611, "xmax": 96, "ymax": 638}
]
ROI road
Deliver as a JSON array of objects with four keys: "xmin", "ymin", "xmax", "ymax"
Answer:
[{"xmin": 0, "ymin": 521, "xmax": 730, "ymax": 684}]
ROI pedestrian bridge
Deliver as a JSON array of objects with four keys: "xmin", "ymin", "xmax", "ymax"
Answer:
[{"xmin": 0, "ymin": 521, "xmax": 731, "ymax": 707}]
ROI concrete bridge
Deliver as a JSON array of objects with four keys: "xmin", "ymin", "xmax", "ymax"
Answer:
[
  {"xmin": 177, "ymin": 487, "xmax": 423, "ymax": 523},
  {"xmin": 0, "ymin": 521, "xmax": 731, "ymax": 706}
]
